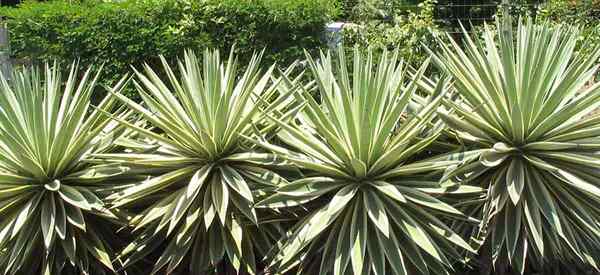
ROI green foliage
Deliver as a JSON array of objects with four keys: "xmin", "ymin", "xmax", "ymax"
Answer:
[
  {"xmin": 538, "ymin": 0, "xmax": 600, "ymax": 58},
  {"xmin": 0, "ymin": 9, "xmax": 600, "ymax": 274},
  {"xmin": 249, "ymin": 48, "xmax": 481, "ymax": 275},
  {"xmin": 180, "ymin": 0, "xmax": 338, "ymax": 65},
  {"xmin": 539, "ymin": 0, "xmax": 600, "ymax": 23},
  {"xmin": 0, "ymin": 63, "xmax": 131, "ymax": 274},
  {"xmin": 338, "ymin": 0, "xmax": 419, "ymax": 22},
  {"xmin": 435, "ymin": 0, "xmax": 499, "ymax": 29},
  {"xmin": 0, "ymin": 0, "xmax": 336, "ymax": 99},
  {"xmin": 97, "ymin": 49, "xmax": 298, "ymax": 274},
  {"xmin": 342, "ymin": 0, "xmax": 439, "ymax": 65},
  {"xmin": 435, "ymin": 17, "xmax": 600, "ymax": 273}
]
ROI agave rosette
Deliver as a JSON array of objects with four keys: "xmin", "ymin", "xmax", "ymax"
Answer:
[
  {"xmin": 102, "ymin": 49, "xmax": 299, "ymax": 274},
  {"xmin": 0, "ymin": 63, "xmax": 130, "ymax": 274},
  {"xmin": 435, "ymin": 17, "xmax": 600, "ymax": 272},
  {"xmin": 250, "ymin": 48, "xmax": 481, "ymax": 275}
]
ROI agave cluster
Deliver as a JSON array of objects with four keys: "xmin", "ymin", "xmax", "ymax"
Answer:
[
  {"xmin": 436, "ymin": 17, "xmax": 600, "ymax": 272},
  {"xmin": 0, "ymin": 63, "xmax": 131, "ymax": 274},
  {"xmin": 250, "ymin": 48, "xmax": 482, "ymax": 275},
  {"xmin": 0, "ymin": 16, "xmax": 599, "ymax": 275},
  {"xmin": 96, "ymin": 49, "xmax": 299, "ymax": 274}
]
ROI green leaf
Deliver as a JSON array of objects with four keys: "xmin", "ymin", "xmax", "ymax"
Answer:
[
  {"xmin": 211, "ymin": 174, "xmax": 229, "ymax": 225},
  {"xmin": 395, "ymin": 186, "xmax": 465, "ymax": 217},
  {"xmin": 220, "ymin": 165, "xmax": 253, "ymax": 203},
  {"xmin": 275, "ymin": 177, "xmax": 342, "ymax": 197},
  {"xmin": 58, "ymin": 185, "xmax": 92, "ymax": 211},
  {"xmin": 326, "ymin": 186, "xmax": 358, "ymax": 217},
  {"xmin": 109, "ymin": 165, "xmax": 199, "ymax": 207},
  {"xmin": 363, "ymin": 188, "xmax": 390, "ymax": 237},
  {"xmin": 168, "ymin": 164, "xmax": 213, "ymax": 234},
  {"xmin": 64, "ymin": 203, "xmax": 86, "ymax": 231},
  {"xmin": 40, "ymin": 194, "xmax": 56, "ymax": 249},
  {"xmin": 506, "ymin": 158, "xmax": 525, "ymax": 205},
  {"xmin": 349, "ymin": 200, "xmax": 367, "ymax": 275},
  {"xmin": 371, "ymin": 181, "xmax": 407, "ymax": 204}
]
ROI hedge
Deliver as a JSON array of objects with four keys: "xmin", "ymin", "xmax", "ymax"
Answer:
[{"xmin": 0, "ymin": 0, "xmax": 338, "ymax": 98}]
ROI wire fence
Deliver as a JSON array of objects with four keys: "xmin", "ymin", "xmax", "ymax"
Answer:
[
  {"xmin": 433, "ymin": 1, "xmax": 537, "ymax": 29},
  {"xmin": 341, "ymin": 1, "xmax": 543, "ymax": 33}
]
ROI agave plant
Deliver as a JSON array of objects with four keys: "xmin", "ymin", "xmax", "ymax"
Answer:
[
  {"xmin": 0, "ymin": 63, "xmax": 130, "ymax": 274},
  {"xmin": 435, "ymin": 17, "xmax": 600, "ymax": 273},
  {"xmin": 248, "ymin": 48, "xmax": 481, "ymax": 275},
  {"xmin": 101, "ymin": 49, "xmax": 298, "ymax": 274}
]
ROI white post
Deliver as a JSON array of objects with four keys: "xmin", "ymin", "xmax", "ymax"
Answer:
[{"xmin": 0, "ymin": 17, "xmax": 12, "ymax": 79}]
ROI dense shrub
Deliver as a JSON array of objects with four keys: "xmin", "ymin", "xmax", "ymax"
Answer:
[
  {"xmin": 538, "ymin": 0, "xmax": 600, "ymax": 57},
  {"xmin": 182, "ymin": 0, "xmax": 338, "ymax": 65},
  {"xmin": 538, "ymin": 0, "xmax": 600, "ymax": 24},
  {"xmin": 0, "ymin": 0, "xmax": 337, "ymax": 98},
  {"xmin": 341, "ymin": 0, "xmax": 439, "ymax": 65},
  {"xmin": 336, "ymin": 0, "xmax": 420, "ymax": 22}
]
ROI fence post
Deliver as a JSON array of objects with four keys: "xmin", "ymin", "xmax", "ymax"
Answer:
[{"xmin": 0, "ymin": 17, "xmax": 12, "ymax": 80}]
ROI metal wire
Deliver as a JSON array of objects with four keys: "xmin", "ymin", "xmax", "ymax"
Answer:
[{"xmin": 344, "ymin": 1, "xmax": 543, "ymax": 32}]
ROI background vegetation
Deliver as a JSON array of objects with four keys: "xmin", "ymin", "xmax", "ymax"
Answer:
[
  {"xmin": 0, "ymin": 0, "xmax": 337, "ymax": 98},
  {"xmin": 2, "ymin": 0, "xmax": 600, "ymax": 85}
]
